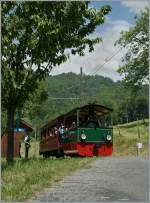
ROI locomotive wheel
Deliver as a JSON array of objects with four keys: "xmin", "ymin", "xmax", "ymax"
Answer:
[
  {"xmin": 56, "ymin": 148, "xmax": 64, "ymax": 158},
  {"xmin": 43, "ymin": 152, "xmax": 50, "ymax": 158},
  {"xmin": 43, "ymin": 153, "xmax": 46, "ymax": 158}
]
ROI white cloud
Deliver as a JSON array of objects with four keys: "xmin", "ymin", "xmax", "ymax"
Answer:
[
  {"xmin": 121, "ymin": 0, "xmax": 149, "ymax": 13},
  {"xmin": 50, "ymin": 19, "xmax": 131, "ymax": 81}
]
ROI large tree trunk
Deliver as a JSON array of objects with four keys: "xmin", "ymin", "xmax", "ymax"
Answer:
[{"xmin": 7, "ymin": 97, "xmax": 15, "ymax": 164}]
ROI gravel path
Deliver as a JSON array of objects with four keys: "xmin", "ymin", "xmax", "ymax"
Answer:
[{"xmin": 30, "ymin": 157, "xmax": 149, "ymax": 202}]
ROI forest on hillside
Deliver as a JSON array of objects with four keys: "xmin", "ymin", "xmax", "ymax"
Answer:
[
  {"xmin": 2, "ymin": 72, "xmax": 148, "ymax": 134},
  {"xmin": 21, "ymin": 72, "xmax": 148, "ymax": 130}
]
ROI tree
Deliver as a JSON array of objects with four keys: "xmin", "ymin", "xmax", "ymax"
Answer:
[
  {"xmin": 22, "ymin": 79, "xmax": 49, "ymax": 127},
  {"xmin": 2, "ymin": 1, "xmax": 111, "ymax": 163},
  {"xmin": 116, "ymin": 8, "xmax": 149, "ymax": 88}
]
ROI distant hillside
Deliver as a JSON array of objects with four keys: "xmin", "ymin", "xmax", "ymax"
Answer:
[
  {"xmin": 46, "ymin": 72, "xmax": 115, "ymax": 100},
  {"xmin": 23, "ymin": 72, "xmax": 148, "ymax": 129}
]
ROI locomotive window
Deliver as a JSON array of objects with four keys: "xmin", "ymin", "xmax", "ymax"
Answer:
[{"xmin": 80, "ymin": 119, "xmax": 99, "ymax": 128}]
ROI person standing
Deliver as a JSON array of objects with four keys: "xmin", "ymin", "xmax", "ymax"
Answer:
[
  {"xmin": 24, "ymin": 132, "xmax": 31, "ymax": 159},
  {"xmin": 59, "ymin": 124, "xmax": 65, "ymax": 143}
]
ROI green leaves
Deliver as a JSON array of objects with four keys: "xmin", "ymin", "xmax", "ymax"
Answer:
[
  {"xmin": 2, "ymin": 1, "xmax": 111, "ymax": 113},
  {"xmin": 116, "ymin": 8, "xmax": 149, "ymax": 87},
  {"xmin": 101, "ymin": 5, "xmax": 111, "ymax": 15},
  {"xmin": 5, "ymin": 2, "xmax": 110, "ymax": 67}
]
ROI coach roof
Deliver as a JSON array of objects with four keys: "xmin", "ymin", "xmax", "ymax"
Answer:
[{"xmin": 41, "ymin": 103, "xmax": 113, "ymax": 130}]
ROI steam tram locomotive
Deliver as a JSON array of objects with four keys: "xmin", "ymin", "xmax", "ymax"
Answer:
[{"xmin": 39, "ymin": 104, "xmax": 113, "ymax": 157}]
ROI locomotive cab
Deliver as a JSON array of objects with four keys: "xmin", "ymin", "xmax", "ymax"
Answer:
[{"xmin": 62, "ymin": 104, "xmax": 113, "ymax": 156}]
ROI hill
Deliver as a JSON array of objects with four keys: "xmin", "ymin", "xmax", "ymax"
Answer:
[
  {"xmin": 24, "ymin": 73, "xmax": 148, "ymax": 129},
  {"xmin": 1, "ymin": 72, "xmax": 145, "ymax": 136}
]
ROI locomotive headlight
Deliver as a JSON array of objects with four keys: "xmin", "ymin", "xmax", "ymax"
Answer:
[
  {"xmin": 106, "ymin": 135, "xmax": 112, "ymax": 141},
  {"xmin": 81, "ymin": 133, "xmax": 86, "ymax": 140}
]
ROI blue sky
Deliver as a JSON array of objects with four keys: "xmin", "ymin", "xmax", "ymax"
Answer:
[
  {"xmin": 90, "ymin": 1, "xmax": 136, "ymax": 24},
  {"xmin": 51, "ymin": 1, "xmax": 149, "ymax": 81}
]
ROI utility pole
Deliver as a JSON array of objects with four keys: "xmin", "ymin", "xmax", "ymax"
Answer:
[
  {"xmin": 80, "ymin": 67, "xmax": 86, "ymax": 105},
  {"xmin": 111, "ymin": 116, "xmax": 113, "ymax": 127},
  {"xmin": 34, "ymin": 126, "xmax": 37, "ymax": 157},
  {"xmin": 16, "ymin": 109, "xmax": 21, "ymax": 131},
  {"xmin": 136, "ymin": 117, "xmax": 142, "ymax": 156},
  {"xmin": 126, "ymin": 104, "xmax": 129, "ymax": 123},
  {"xmin": 80, "ymin": 67, "xmax": 83, "ymax": 105}
]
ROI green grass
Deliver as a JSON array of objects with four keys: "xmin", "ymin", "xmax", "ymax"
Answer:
[
  {"xmin": 1, "ymin": 156, "xmax": 96, "ymax": 202},
  {"xmin": 113, "ymin": 119, "xmax": 149, "ymax": 156}
]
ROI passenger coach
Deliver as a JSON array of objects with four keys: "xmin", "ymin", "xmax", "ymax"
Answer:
[{"xmin": 39, "ymin": 103, "xmax": 113, "ymax": 157}]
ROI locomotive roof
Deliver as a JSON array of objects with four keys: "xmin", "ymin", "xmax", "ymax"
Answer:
[{"xmin": 41, "ymin": 104, "xmax": 113, "ymax": 130}]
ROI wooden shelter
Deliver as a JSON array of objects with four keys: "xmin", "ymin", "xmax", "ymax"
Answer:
[{"xmin": 1, "ymin": 119, "xmax": 34, "ymax": 157}]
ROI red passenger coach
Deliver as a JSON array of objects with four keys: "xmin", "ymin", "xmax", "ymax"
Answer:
[{"xmin": 39, "ymin": 103, "xmax": 113, "ymax": 157}]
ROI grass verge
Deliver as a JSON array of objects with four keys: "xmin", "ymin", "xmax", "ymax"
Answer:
[
  {"xmin": 113, "ymin": 119, "xmax": 149, "ymax": 156},
  {"xmin": 2, "ymin": 156, "xmax": 96, "ymax": 202}
]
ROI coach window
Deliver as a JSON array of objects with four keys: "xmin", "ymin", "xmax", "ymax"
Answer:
[
  {"xmin": 42, "ymin": 131, "xmax": 45, "ymax": 140},
  {"xmin": 49, "ymin": 129, "xmax": 52, "ymax": 136},
  {"xmin": 41, "ymin": 131, "xmax": 43, "ymax": 140},
  {"xmin": 43, "ymin": 130, "xmax": 46, "ymax": 139},
  {"xmin": 46, "ymin": 128, "xmax": 49, "ymax": 137}
]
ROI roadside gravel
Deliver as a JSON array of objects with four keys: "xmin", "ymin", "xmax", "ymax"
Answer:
[{"xmin": 29, "ymin": 156, "xmax": 149, "ymax": 202}]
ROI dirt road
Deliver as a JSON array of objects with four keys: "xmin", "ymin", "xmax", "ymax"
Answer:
[{"xmin": 30, "ymin": 157, "xmax": 148, "ymax": 202}]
